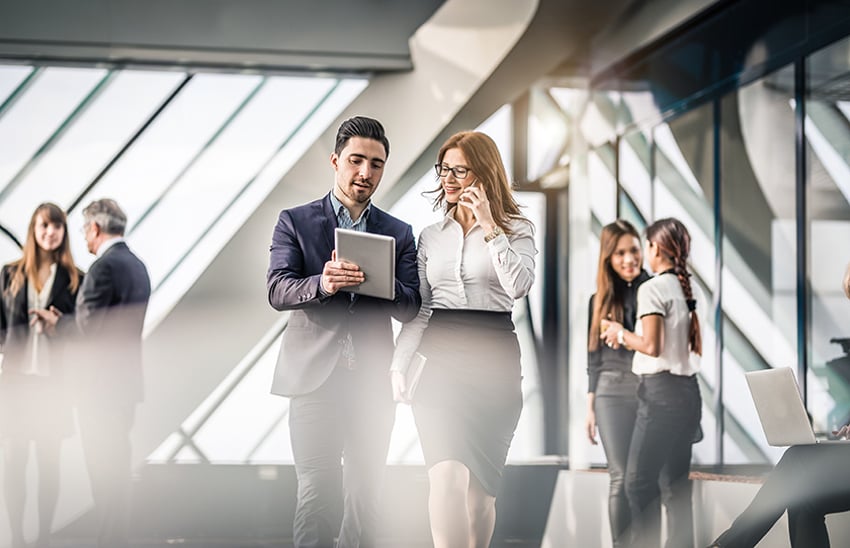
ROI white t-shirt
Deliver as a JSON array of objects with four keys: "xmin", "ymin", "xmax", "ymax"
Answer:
[{"xmin": 632, "ymin": 272, "xmax": 702, "ymax": 376}]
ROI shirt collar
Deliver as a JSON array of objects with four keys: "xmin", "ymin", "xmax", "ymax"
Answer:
[
  {"xmin": 330, "ymin": 192, "xmax": 371, "ymax": 225},
  {"xmin": 97, "ymin": 236, "xmax": 124, "ymax": 258}
]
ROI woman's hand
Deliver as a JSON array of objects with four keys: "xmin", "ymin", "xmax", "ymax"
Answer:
[
  {"xmin": 586, "ymin": 392, "xmax": 598, "ymax": 445},
  {"xmin": 30, "ymin": 306, "xmax": 62, "ymax": 336},
  {"xmin": 601, "ymin": 320, "xmax": 624, "ymax": 349},
  {"xmin": 391, "ymin": 370, "xmax": 410, "ymax": 404},
  {"xmin": 458, "ymin": 183, "xmax": 497, "ymax": 234},
  {"xmin": 586, "ymin": 410, "xmax": 598, "ymax": 445}
]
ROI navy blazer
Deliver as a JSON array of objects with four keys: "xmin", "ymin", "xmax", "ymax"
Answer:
[
  {"xmin": 75, "ymin": 241, "xmax": 151, "ymax": 405},
  {"xmin": 267, "ymin": 193, "xmax": 420, "ymax": 396},
  {"xmin": 0, "ymin": 263, "xmax": 81, "ymax": 374}
]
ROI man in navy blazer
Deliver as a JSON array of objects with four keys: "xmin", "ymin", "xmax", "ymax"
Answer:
[
  {"xmin": 76, "ymin": 198, "xmax": 151, "ymax": 548},
  {"xmin": 267, "ymin": 116, "xmax": 420, "ymax": 548}
]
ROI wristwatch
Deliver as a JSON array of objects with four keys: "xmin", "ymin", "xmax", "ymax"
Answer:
[{"xmin": 484, "ymin": 226, "xmax": 504, "ymax": 242}]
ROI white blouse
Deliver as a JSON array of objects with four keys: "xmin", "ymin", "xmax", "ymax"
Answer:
[
  {"xmin": 631, "ymin": 272, "xmax": 702, "ymax": 377},
  {"xmin": 24, "ymin": 263, "xmax": 57, "ymax": 376},
  {"xmin": 390, "ymin": 210, "xmax": 537, "ymax": 374}
]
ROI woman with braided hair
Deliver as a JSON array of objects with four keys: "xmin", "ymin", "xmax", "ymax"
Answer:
[{"xmin": 601, "ymin": 217, "xmax": 703, "ymax": 548}]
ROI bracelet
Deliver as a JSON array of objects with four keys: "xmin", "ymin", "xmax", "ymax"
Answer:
[
  {"xmin": 484, "ymin": 226, "xmax": 504, "ymax": 242},
  {"xmin": 617, "ymin": 329, "xmax": 624, "ymax": 345}
]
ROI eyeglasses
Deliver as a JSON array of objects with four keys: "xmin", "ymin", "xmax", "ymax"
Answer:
[{"xmin": 434, "ymin": 164, "xmax": 470, "ymax": 179}]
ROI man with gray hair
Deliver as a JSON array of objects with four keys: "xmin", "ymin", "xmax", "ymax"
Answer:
[{"xmin": 76, "ymin": 198, "xmax": 150, "ymax": 547}]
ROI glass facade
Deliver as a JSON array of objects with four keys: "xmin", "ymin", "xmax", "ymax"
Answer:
[
  {"xmin": 806, "ymin": 36, "xmax": 850, "ymax": 437},
  {"xmin": 561, "ymin": 1, "xmax": 850, "ymax": 467},
  {"xmin": 0, "ymin": 62, "xmax": 369, "ymax": 465}
]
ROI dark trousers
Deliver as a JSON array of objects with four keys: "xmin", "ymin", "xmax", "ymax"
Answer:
[
  {"xmin": 713, "ymin": 444, "xmax": 850, "ymax": 548},
  {"xmin": 289, "ymin": 366, "xmax": 395, "ymax": 548},
  {"xmin": 597, "ymin": 372, "xmax": 640, "ymax": 548},
  {"xmin": 596, "ymin": 372, "xmax": 676, "ymax": 548},
  {"xmin": 625, "ymin": 372, "xmax": 701, "ymax": 548},
  {"xmin": 76, "ymin": 400, "xmax": 135, "ymax": 548}
]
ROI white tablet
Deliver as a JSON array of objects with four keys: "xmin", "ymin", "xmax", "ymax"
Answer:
[{"xmin": 334, "ymin": 228, "xmax": 396, "ymax": 300}]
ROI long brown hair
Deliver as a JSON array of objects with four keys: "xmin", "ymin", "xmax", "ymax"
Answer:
[
  {"xmin": 589, "ymin": 220, "xmax": 641, "ymax": 352},
  {"xmin": 6, "ymin": 203, "xmax": 79, "ymax": 297},
  {"xmin": 428, "ymin": 131, "xmax": 525, "ymax": 233},
  {"xmin": 645, "ymin": 217, "xmax": 702, "ymax": 356}
]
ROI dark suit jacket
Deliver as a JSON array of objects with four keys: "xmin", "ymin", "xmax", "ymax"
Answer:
[
  {"xmin": 75, "ymin": 240, "xmax": 151, "ymax": 405},
  {"xmin": 267, "ymin": 193, "xmax": 420, "ymax": 397},
  {"xmin": 0, "ymin": 263, "xmax": 81, "ymax": 374}
]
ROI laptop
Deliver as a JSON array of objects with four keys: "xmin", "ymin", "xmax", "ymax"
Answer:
[{"xmin": 746, "ymin": 368, "xmax": 847, "ymax": 446}]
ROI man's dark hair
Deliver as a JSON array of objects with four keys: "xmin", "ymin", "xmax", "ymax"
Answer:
[{"xmin": 334, "ymin": 116, "xmax": 390, "ymax": 158}]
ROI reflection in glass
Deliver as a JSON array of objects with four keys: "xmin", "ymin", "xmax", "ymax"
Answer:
[
  {"xmin": 589, "ymin": 144, "xmax": 617, "ymax": 225},
  {"xmin": 528, "ymin": 87, "xmax": 568, "ymax": 182},
  {"xmin": 619, "ymin": 128, "xmax": 652, "ymax": 219},
  {"xmin": 581, "ymin": 90, "xmax": 619, "ymax": 148},
  {"xmin": 806, "ymin": 36, "xmax": 850, "ymax": 437},
  {"xmin": 652, "ymin": 102, "xmax": 717, "ymax": 464},
  {"xmin": 721, "ymin": 65, "xmax": 797, "ymax": 464}
]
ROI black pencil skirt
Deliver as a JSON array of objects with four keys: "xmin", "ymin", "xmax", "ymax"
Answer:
[{"xmin": 412, "ymin": 308, "xmax": 523, "ymax": 496}]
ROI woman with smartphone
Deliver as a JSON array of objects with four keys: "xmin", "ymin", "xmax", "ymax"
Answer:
[{"xmin": 389, "ymin": 131, "xmax": 536, "ymax": 548}]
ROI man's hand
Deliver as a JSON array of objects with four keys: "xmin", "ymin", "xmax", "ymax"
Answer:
[
  {"xmin": 321, "ymin": 250, "xmax": 365, "ymax": 294},
  {"xmin": 30, "ymin": 306, "xmax": 62, "ymax": 336}
]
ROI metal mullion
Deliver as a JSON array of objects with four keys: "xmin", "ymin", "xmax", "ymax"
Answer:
[
  {"xmin": 165, "ymin": 316, "xmax": 289, "ymax": 463},
  {"xmin": 795, "ymin": 57, "xmax": 809, "ymax": 403},
  {"xmin": 150, "ymin": 80, "xmax": 342, "ymax": 294},
  {"xmin": 0, "ymin": 66, "xmax": 39, "ymax": 121},
  {"xmin": 68, "ymin": 73, "xmax": 195, "ymax": 213},
  {"xmin": 127, "ymin": 76, "xmax": 268, "ymax": 236},
  {"xmin": 713, "ymin": 96, "xmax": 724, "ymax": 467},
  {"xmin": 0, "ymin": 69, "xmax": 115, "ymax": 204},
  {"xmin": 0, "ymin": 224, "xmax": 22, "ymax": 248}
]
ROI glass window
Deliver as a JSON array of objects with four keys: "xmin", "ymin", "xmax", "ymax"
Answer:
[
  {"xmin": 528, "ymin": 87, "xmax": 568, "ymax": 182},
  {"xmin": 0, "ymin": 67, "xmax": 107, "ymax": 203},
  {"xmin": 653, "ymin": 102, "xmax": 718, "ymax": 464},
  {"xmin": 0, "ymin": 69, "xmax": 185, "ymax": 238},
  {"xmin": 589, "ymin": 143, "xmax": 617, "ymax": 225},
  {"xmin": 581, "ymin": 90, "xmax": 619, "ymax": 148},
  {"xmin": 619, "ymin": 127, "xmax": 652, "ymax": 220},
  {"xmin": 721, "ymin": 64, "xmax": 797, "ymax": 464},
  {"xmin": 126, "ymin": 76, "xmax": 337, "ymax": 289},
  {"xmin": 67, "ymin": 71, "xmax": 266, "ymax": 269},
  {"xmin": 0, "ymin": 65, "xmax": 33, "ymax": 106},
  {"xmin": 805, "ymin": 36, "xmax": 850, "ymax": 437}
]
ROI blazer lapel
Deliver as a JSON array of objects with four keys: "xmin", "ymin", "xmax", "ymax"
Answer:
[
  {"xmin": 321, "ymin": 193, "xmax": 338, "ymax": 253},
  {"xmin": 47, "ymin": 266, "xmax": 69, "ymax": 307},
  {"xmin": 366, "ymin": 206, "xmax": 386, "ymax": 236}
]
